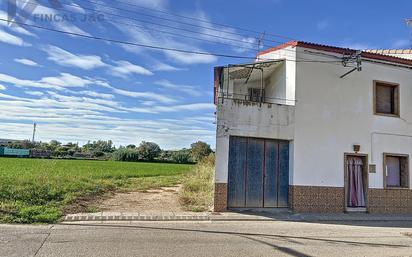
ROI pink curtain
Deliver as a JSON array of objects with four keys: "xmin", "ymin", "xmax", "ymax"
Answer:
[{"xmin": 347, "ymin": 157, "xmax": 365, "ymax": 207}]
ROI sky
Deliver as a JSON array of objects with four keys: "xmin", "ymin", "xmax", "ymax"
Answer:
[{"xmin": 0, "ymin": 0, "xmax": 411, "ymax": 149}]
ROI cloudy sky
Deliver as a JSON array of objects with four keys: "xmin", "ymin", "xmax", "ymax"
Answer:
[{"xmin": 0, "ymin": 0, "xmax": 411, "ymax": 149}]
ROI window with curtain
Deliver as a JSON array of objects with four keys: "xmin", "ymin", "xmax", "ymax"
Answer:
[{"xmin": 385, "ymin": 154, "xmax": 409, "ymax": 188}]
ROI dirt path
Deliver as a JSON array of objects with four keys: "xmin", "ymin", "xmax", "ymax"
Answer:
[{"xmin": 96, "ymin": 186, "xmax": 184, "ymax": 213}]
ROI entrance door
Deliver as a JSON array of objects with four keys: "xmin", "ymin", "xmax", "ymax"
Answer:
[
  {"xmin": 346, "ymin": 155, "xmax": 367, "ymax": 209},
  {"xmin": 227, "ymin": 136, "xmax": 289, "ymax": 208}
]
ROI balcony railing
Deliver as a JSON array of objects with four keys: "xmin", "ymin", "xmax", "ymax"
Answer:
[{"xmin": 218, "ymin": 92, "xmax": 296, "ymax": 106}]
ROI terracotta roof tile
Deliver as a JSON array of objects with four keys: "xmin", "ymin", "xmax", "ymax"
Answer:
[{"xmin": 257, "ymin": 41, "xmax": 412, "ymax": 66}]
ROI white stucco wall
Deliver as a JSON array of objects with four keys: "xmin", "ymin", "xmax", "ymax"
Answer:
[
  {"xmin": 215, "ymin": 45, "xmax": 412, "ymax": 190},
  {"xmin": 258, "ymin": 46, "xmax": 296, "ymax": 105},
  {"xmin": 215, "ymin": 99, "xmax": 294, "ymax": 183},
  {"xmin": 293, "ymin": 48, "xmax": 412, "ymax": 188}
]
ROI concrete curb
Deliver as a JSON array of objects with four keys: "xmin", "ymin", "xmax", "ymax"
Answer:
[
  {"xmin": 64, "ymin": 214, "xmax": 210, "ymax": 222},
  {"xmin": 64, "ymin": 212, "xmax": 412, "ymax": 223}
]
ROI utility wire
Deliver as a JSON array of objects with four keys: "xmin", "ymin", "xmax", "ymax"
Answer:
[
  {"xmin": 23, "ymin": 1, "xmax": 274, "ymax": 48},
  {"xmin": 86, "ymin": 0, "xmax": 296, "ymax": 41},
  {"xmin": 26, "ymin": 0, "xmax": 287, "ymax": 48},
  {"xmin": 0, "ymin": 18, "xmax": 344, "ymax": 64},
  {"xmin": 74, "ymin": 0, "xmax": 292, "ymax": 44},
  {"xmin": 20, "ymin": 1, "xmax": 345, "ymax": 64},
  {"xmin": 21, "ymin": 1, "xmax": 261, "ymax": 53}
]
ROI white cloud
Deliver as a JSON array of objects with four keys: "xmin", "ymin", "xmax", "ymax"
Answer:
[
  {"xmin": 0, "ymin": 72, "xmax": 94, "ymax": 90},
  {"xmin": 39, "ymin": 73, "xmax": 94, "ymax": 88},
  {"xmin": 114, "ymin": 22, "xmax": 218, "ymax": 65},
  {"xmin": 75, "ymin": 90, "xmax": 115, "ymax": 100},
  {"xmin": 44, "ymin": 45, "xmax": 107, "ymax": 70},
  {"xmin": 14, "ymin": 58, "xmax": 40, "ymax": 66},
  {"xmin": 32, "ymin": 5, "xmax": 91, "ymax": 36},
  {"xmin": 25, "ymin": 91, "xmax": 44, "ymax": 96},
  {"xmin": 155, "ymin": 80, "xmax": 201, "ymax": 97},
  {"xmin": 165, "ymin": 50, "xmax": 217, "ymax": 64},
  {"xmin": 0, "ymin": 29, "xmax": 30, "ymax": 46},
  {"xmin": 0, "ymin": 11, "xmax": 38, "ymax": 37},
  {"xmin": 110, "ymin": 60, "xmax": 153, "ymax": 77},
  {"xmin": 109, "ymin": 87, "xmax": 176, "ymax": 104},
  {"xmin": 152, "ymin": 63, "xmax": 186, "ymax": 72},
  {"xmin": 0, "ymin": 84, "xmax": 5, "ymax": 90}
]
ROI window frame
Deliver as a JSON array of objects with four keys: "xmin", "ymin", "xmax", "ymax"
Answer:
[
  {"xmin": 373, "ymin": 80, "xmax": 400, "ymax": 117},
  {"xmin": 383, "ymin": 153, "xmax": 410, "ymax": 189}
]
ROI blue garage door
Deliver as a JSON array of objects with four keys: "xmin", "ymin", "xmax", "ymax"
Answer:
[{"xmin": 227, "ymin": 136, "xmax": 289, "ymax": 208}]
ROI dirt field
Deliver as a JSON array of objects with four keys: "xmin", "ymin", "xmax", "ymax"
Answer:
[{"xmin": 91, "ymin": 186, "xmax": 184, "ymax": 213}]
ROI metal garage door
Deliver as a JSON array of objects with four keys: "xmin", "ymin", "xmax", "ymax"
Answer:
[{"xmin": 227, "ymin": 136, "xmax": 289, "ymax": 208}]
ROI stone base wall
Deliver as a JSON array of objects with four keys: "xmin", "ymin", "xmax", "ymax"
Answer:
[
  {"xmin": 368, "ymin": 188, "xmax": 412, "ymax": 213},
  {"xmin": 214, "ymin": 183, "xmax": 228, "ymax": 212},
  {"xmin": 213, "ymin": 184, "xmax": 412, "ymax": 213},
  {"xmin": 289, "ymin": 186, "xmax": 345, "ymax": 213}
]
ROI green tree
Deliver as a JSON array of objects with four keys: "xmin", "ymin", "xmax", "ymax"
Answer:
[
  {"xmin": 112, "ymin": 148, "xmax": 139, "ymax": 162},
  {"xmin": 171, "ymin": 150, "xmax": 192, "ymax": 164},
  {"xmin": 137, "ymin": 141, "xmax": 161, "ymax": 161},
  {"xmin": 190, "ymin": 141, "xmax": 212, "ymax": 162}
]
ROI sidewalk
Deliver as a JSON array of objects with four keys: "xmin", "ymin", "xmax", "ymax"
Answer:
[{"xmin": 63, "ymin": 210, "xmax": 412, "ymax": 222}]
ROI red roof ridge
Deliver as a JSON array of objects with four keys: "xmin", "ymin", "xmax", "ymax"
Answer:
[{"xmin": 257, "ymin": 41, "xmax": 412, "ymax": 67}]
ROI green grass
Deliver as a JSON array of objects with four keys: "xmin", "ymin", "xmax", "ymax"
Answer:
[
  {"xmin": 179, "ymin": 154, "xmax": 214, "ymax": 212},
  {"xmin": 0, "ymin": 158, "xmax": 192, "ymax": 223}
]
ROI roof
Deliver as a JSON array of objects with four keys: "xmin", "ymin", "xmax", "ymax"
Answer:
[
  {"xmin": 257, "ymin": 41, "xmax": 412, "ymax": 67},
  {"xmin": 365, "ymin": 49, "xmax": 412, "ymax": 55}
]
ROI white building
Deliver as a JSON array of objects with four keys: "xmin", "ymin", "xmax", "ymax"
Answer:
[{"xmin": 214, "ymin": 41, "xmax": 412, "ymax": 213}]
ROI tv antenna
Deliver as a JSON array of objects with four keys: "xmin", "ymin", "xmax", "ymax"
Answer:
[{"xmin": 405, "ymin": 19, "xmax": 412, "ymax": 48}]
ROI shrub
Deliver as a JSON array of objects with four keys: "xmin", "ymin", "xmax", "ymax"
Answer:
[
  {"xmin": 137, "ymin": 141, "xmax": 161, "ymax": 161},
  {"xmin": 112, "ymin": 148, "xmax": 139, "ymax": 162},
  {"xmin": 190, "ymin": 141, "xmax": 212, "ymax": 162},
  {"xmin": 171, "ymin": 150, "xmax": 192, "ymax": 164},
  {"xmin": 179, "ymin": 154, "xmax": 214, "ymax": 211}
]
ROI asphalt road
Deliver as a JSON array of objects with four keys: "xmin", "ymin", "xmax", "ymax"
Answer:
[{"xmin": 1, "ymin": 220, "xmax": 412, "ymax": 257}]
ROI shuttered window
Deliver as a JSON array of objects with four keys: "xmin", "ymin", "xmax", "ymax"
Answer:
[
  {"xmin": 374, "ymin": 81, "xmax": 399, "ymax": 116},
  {"xmin": 384, "ymin": 154, "xmax": 409, "ymax": 189}
]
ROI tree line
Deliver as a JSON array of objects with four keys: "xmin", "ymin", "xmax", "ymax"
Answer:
[{"xmin": 5, "ymin": 139, "xmax": 213, "ymax": 164}]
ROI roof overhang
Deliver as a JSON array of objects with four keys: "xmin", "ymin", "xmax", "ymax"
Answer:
[{"xmin": 257, "ymin": 41, "xmax": 412, "ymax": 67}]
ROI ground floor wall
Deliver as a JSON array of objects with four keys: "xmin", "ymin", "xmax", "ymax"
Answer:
[{"xmin": 214, "ymin": 184, "xmax": 412, "ymax": 213}]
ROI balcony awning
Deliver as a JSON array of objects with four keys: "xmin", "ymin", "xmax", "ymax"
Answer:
[{"xmin": 227, "ymin": 60, "xmax": 284, "ymax": 81}]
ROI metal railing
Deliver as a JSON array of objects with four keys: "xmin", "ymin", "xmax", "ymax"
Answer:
[{"xmin": 217, "ymin": 92, "xmax": 296, "ymax": 105}]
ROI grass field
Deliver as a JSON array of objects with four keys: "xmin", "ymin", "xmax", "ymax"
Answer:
[{"xmin": 0, "ymin": 158, "xmax": 192, "ymax": 223}]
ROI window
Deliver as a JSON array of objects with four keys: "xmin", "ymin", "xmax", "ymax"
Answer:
[
  {"xmin": 374, "ymin": 81, "xmax": 399, "ymax": 116},
  {"xmin": 384, "ymin": 154, "xmax": 409, "ymax": 188},
  {"xmin": 248, "ymin": 88, "xmax": 265, "ymax": 102}
]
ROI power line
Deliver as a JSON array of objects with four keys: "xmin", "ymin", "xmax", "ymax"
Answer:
[
  {"xmin": 0, "ymin": 18, "xmax": 343, "ymax": 64},
  {"xmin": 88, "ymin": 0, "xmax": 296, "ymax": 41},
  {"xmin": 25, "ymin": 0, "xmax": 287, "ymax": 47},
  {"xmin": 23, "ymin": 1, "xmax": 276, "ymax": 48},
  {"xmin": 74, "ymin": 0, "xmax": 292, "ymax": 45},
  {"xmin": 20, "ymin": 1, "xmax": 346, "ymax": 64},
  {"xmin": 21, "ymin": 1, "xmax": 261, "ymax": 53}
]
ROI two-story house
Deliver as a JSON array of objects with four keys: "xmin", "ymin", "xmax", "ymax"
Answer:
[{"xmin": 214, "ymin": 41, "xmax": 412, "ymax": 214}]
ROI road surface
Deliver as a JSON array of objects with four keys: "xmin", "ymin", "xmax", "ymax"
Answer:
[{"xmin": 1, "ymin": 220, "xmax": 412, "ymax": 257}]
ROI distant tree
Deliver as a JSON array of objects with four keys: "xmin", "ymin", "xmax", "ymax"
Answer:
[
  {"xmin": 137, "ymin": 141, "xmax": 161, "ymax": 161},
  {"xmin": 83, "ymin": 140, "xmax": 114, "ymax": 153},
  {"xmin": 112, "ymin": 148, "xmax": 139, "ymax": 162},
  {"xmin": 126, "ymin": 144, "xmax": 136, "ymax": 149},
  {"xmin": 190, "ymin": 141, "xmax": 212, "ymax": 162},
  {"xmin": 171, "ymin": 150, "xmax": 192, "ymax": 164}
]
